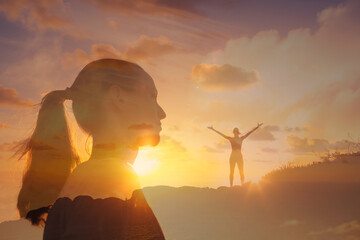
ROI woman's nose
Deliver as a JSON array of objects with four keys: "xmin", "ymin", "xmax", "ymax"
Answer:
[{"xmin": 157, "ymin": 104, "xmax": 166, "ymax": 120}]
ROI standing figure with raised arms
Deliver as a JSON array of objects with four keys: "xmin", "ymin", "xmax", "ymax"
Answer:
[{"xmin": 208, "ymin": 123, "xmax": 263, "ymax": 186}]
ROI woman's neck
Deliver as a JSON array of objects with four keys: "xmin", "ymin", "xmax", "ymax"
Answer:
[{"xmin": 89, "ymin": 137, "xmax": 139, "ymax": 164}]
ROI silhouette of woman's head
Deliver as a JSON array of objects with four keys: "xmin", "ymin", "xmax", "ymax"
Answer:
[
  {"xmin": 233, "ymin": 128, "xmax": 240, "ymax": 135},
  {"xmin": 71, "ymin": 59, "xmax": 166, "ymax": 147},
  {"xmin": 17, "ymin": 59, "xmax": 166, "ymax": 218}
]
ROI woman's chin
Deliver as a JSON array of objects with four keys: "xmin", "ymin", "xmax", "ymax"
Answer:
[{"xmin": 136, "ymin": 133, "xmax": 160, "ymax": 147}]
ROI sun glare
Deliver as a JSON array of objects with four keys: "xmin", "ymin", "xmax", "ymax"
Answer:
[{"xmin": 133, "ymin": 150, "xmax": 160, "ymax": 176}]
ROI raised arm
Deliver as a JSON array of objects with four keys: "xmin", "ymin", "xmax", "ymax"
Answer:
[
  {"xmin": 243, "ymin": 123, "xmax": 263, "ymax": 139},
  {"xmin": 208, "ymin": 126, "xmax": 230, "ymax": 139}
]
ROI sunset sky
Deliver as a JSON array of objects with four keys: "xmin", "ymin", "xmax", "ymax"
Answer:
[{"xmin": 0, "ymin": 0, "xmax": 360, "ymax": 221}]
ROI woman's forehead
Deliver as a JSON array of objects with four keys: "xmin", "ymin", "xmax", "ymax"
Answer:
[
  {"xmin": 101, "ymin": 67, "xmax": 157, "ymax": 92},
  {"xmin": 138, "ymin": 71, "xmax": 157, "ymax": 92}
]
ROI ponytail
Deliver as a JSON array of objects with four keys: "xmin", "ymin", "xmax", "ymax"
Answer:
[{"xmin": 17, "ymin": 90, "xmax": 79, "ymax": 217}]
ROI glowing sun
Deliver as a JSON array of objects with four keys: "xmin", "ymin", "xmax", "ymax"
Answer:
[{"xmin": 133, "ymin": 150, "xmax": 160, "ymax": 176}]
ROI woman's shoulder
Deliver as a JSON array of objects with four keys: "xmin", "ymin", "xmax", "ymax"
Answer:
[
  {"xmin": 44, "ymin": 192, "xmax": 165, "ymax": 240},
  {"xmin": 52, "ymin": 190, "xmax": 146, "ymax": 210}
]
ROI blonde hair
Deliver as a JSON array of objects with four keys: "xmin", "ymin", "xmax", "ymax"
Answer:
[{"xmin": 17, "ymin": 91, "xmax": 80, "ymax": 217}]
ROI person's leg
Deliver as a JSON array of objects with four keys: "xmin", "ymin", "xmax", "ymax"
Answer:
[
  {"xmin": 237, "ymin": 156, "xmax": 244, "ymax": 185},
  {"xmin": 229, "ymin": 156, "xmax": 236, "ymax": 187}
]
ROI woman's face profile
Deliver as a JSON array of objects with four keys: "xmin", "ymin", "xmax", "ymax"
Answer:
[{"xmin": 108, "ymin": 69, "xmax": 166, "ymax": 147}]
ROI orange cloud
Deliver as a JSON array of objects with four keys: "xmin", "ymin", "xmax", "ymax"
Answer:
[
  {"xmin": 0, "ymin": 140, "xmax": 22, "ymax": 152},
  {"xmin": 0, "ymin": 123, "xmax": 10, "ymax": 129},
  {"xmin": 62, "ymin": 49, "xmax": 93, "ymax": 68},
  {"xmin": 191, "ymin": 64, "xmax": 259, "ymax": 91},
  {"xmin": 107, "ymin": 18, "xmax": 121, "ymax": 30},
  {"xmin": 91, "ymin": 44, "xmax": 123, "ymax": 59},
  {"xmin": 202, "ymin": 145, "xmax": 222, "ymax": 153},
  {"xmin": 281, "ymin": 77, "xmax": 360, "ymax": 136},
  {"xmin": 309, "ymin": 220, "xmax": 360, "ymax": 236},
  {"xmin": 82, "ymin": 0, "xmax": 202, "ymax": 19},
  {"xmin": 123, "ymin": 35, "xmax": 177, "ymax": 61},
  {"xmin": 247, "ymin": 125, "xmax": 277, "ymax": 141},
  {"xmin": 62, "ymin": 44, "xmax": 123, "ymax": 68},
  {"xmin": 159, "ymin": 135, "xmax": 187, "ymax": 153},
  {"xmin": 167, "ymin": 125, "xmax": 180, "ymax": 131},
  {"xmin": 260, "ymin": 147, "xmax": 278, "ymax": 153},
  {"xmin": 286, "ymin": 135, "xmax": 354, "ymax": 155},
  {"xmin": 203, "ymin": 139, "xmax": 229, "ymax": 153},
  {"xmin": 0, "ymin": 0, "xmax": 82, "ymax": 37},
  {"xmin": 286, "ymin": 135, "xmax": 329, "ymax": 154},
  {"xmin": 62, "ymin": 35, "xmax": 178, "ymax": 68},
  {"xmin": 264, "ymin": 125, "xmax": 280, "ymax": 132},
  {"xmin": 284, "ymin": 126, "xmax": 310, "ymax": 132},
  {"xmin": 0, "ymin": 85, "xmax": 34, "ymax": 109}
]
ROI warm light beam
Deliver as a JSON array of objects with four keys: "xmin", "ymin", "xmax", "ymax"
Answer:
[{"xmin": 133, "ymin": 150, "xmax": 160, "ymax": 176}]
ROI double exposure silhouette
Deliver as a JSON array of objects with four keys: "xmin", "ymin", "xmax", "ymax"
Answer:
[
  {"xmin": 17, "ymin": 59, "xmax": 166, "ymax": 239},
  {"xmin": 208, "ymin": 123, "xmax": 263, "ymax": 186}
]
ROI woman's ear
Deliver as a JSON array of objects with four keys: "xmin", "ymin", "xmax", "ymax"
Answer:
[{"xmin": 109, "ymin": 85, "xmax": 124, "ymax": 109}]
